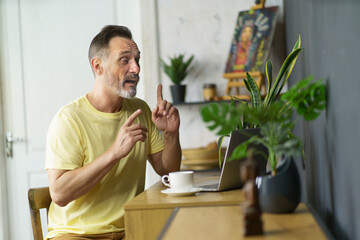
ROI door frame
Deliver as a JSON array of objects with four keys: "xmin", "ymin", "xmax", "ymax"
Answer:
[
  {"xmin": 0, "ymin": 0, "xmax": 11, "ymax": 237},
  {"xmin": 0, "ymin": 103, "xmax": 9, "ymax": 240},
  {"xmin": 139, "ymin": 0, "xmax": 161, "ymax": 109},
  {"xmin": 139, "ymin": 0, "xmax": 163, "ymax": 188},
  {"xmin": 0, "ymin": 92, "xmax": 9, "ymax": 240}
]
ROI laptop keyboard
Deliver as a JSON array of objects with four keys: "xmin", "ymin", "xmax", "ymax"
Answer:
[
  {"xmin": 198, "ymin": 183, "xmax": 219, "ymax": 189},
  {"xmin": 194, "ymin": 169, "xmax": 221, "ymax": 190}
]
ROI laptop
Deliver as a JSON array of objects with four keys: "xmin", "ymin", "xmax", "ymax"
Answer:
[{"xmin": 195, "ymin": 129, "xmax": 268, "ymax": 192}]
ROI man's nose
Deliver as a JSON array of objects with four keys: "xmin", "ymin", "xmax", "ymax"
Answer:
[{"xmin": 130, "ymin": 60, "xmax": 140, "ymax": 73}]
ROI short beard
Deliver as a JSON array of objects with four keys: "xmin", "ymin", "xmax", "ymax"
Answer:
[
  {"xmin": 119, "ymin": 74, "xmax": 139, "ymax": 98},
  {"xmin": 105, "ymin": 73, "xmax": 139, "ymax": 99},
  {"xmin": 119, "ymin": 84, "xmax": 136, "ymax": 98}
]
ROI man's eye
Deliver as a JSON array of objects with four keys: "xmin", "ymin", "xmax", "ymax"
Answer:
[{"xmin": 120, "ymin": 58, "xmax": 129, "ymax": 64}]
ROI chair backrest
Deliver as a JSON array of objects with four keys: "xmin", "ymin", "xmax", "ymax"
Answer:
[{"xmin": 28, "ymin": 187, "xmax": 52, "ymax": 240}]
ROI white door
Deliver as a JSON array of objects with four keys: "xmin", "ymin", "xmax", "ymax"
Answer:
[{"xmin": 0, "ymin": 0, "xmax": 144, "ymax": 239}]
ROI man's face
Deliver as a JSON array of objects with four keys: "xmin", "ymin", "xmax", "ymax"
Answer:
[{"xmin": 102, "ymin": 36, "xmax": 140, "ymax": 98}]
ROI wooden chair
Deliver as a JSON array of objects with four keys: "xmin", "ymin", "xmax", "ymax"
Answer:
[{"xmin": 28, "ymin": 187, "xmax": 52, "ymax": 240}]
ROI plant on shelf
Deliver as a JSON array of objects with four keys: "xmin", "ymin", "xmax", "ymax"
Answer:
[
  {"xmin": 200, "ymin": 35, "xmax": 326, "ymax": 176},
  {"xmin": 160, "ymin": 54, "xmax": 194, "ymax": 103}
]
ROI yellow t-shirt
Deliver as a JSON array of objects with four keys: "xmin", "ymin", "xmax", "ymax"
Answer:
[{"xmin": 45, "ymin": 95, "xmax": 164, "ymax": 239}]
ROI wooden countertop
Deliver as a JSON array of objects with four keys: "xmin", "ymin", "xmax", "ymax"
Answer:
[
  {"xmin": 124, "ymin": 170, "xmax": 245, "ymax": 211},
  {"xmin": 158, "ymin": 203, "xmax": 328, "ymax": 240}
]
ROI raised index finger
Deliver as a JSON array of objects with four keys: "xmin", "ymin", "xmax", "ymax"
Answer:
[
  {"xmin": 124, "ymin": 109, "xmax": 142, "ymax": 126},
  {"xmin": 157, "ymin": 84, "xmax": 163, "ymax": 104}
]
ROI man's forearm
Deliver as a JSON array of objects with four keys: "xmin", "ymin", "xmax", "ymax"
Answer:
[
  {"xmin": 48, "ymin": 147, "xmax": 120, "ymax": 207},
  {"xmin": 161, "ymin": 132, "xmax": 182, "ymax": 174}
]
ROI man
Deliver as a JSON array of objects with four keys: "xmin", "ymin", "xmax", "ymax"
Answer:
[{"xmin": 45, "ymin": 25, "xmax": 181, "ymax": 240}]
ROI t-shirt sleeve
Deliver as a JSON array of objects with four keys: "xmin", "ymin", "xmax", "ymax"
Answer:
[{"xmin": 45, "ymin": 110, "xmax": 85, "ymax": 170}]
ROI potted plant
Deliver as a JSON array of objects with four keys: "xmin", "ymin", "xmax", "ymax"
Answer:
[
  {"xmin": 200, "ymin": 35, "xmax": 327, "ymax": 213},
  {"xmin": 200, "ymin": 35, "xmax": 302, "ymax": 169},
  {"xmin": 227, "ymin": 75, "xmax": 326, "ymax": 174},
  {"xmin": 235, "ymin": 76, "xmax": 326, "ymax": 213},
  {"xmin": 160, "ymin": 54, "xmax": 194, "ymax": 103}
]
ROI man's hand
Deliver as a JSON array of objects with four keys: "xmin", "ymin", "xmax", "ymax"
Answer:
[
  {"xmin": 149, "ymin": 84, "xmax": 181, "ymax": 176},
  {"xmin": 111, "ymin": 109, "xmax": 148, "ymax": 159},
  {"xmin": 152, "ymin": 84, "xmax": 180, "ymax": 135}
]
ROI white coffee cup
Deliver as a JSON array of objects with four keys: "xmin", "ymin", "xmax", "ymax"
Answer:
[{"xmin": 161, "ymin": 171, "xmax": 194, "ymax": 192}]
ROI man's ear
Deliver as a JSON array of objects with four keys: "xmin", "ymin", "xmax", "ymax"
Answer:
[{"xmin": 91, "ymin": 58, "xmax": 103, "ymax": 75}]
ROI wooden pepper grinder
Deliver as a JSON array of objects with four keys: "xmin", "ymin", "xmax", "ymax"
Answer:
[{"xmin": 240, "ymin": 149, "xmax": 263, "ymax": 236}]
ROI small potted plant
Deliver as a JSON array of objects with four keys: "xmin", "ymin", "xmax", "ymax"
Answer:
[{"xmin": 160, "ymin": 54, "xmax": 194, "ymax": 103}]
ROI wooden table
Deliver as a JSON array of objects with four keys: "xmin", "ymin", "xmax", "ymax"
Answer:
[
  {"xmin": 158, "ymin": 203, "xmax": 328, "ymax": 240},
  {"xmin": 124, "ymin": 170, "xmax": 329, "ymax": 240},
  {"xmin": 124, "ymin": 170, "xmax": 244, "ymax": 240}
]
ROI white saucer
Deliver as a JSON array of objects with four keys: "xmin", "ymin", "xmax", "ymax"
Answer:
[{"xmin": 161, "ymin": 188, "xmax": 201, "ymax": 197}]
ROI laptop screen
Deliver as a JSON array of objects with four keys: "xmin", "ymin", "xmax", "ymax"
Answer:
[{"xmin": 218, "ymin": 128, "xmax": 268, "ymax": 191}]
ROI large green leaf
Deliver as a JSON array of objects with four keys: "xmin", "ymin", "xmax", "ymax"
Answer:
[
  {"xmin": 245, "ymin": 72, "xmax": 262, "ymax": 109},
  {"xmin": 200, "ymin": 102, "xmax": 240, "ymax": 135},
  {"xmin": 279, "ymin": 35, "xmax": 302, "ymax": 92},
  {"xmin": 263, "ymin": 36, "xmax": 302, "ymax": 107},
  {"xmin": 265, "ymin": 61, "xmax": 273, "ymax": 99},
  {"xmin": 281, "ymin": 76, "xmax": 326, "ymax": 121},
  {"xmin": 264, "ymin": 47, "xmax": 302, "ymax": 106}
]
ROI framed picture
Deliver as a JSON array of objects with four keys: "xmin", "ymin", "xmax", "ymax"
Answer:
[{"xmin": 224, "ymin": 6, "xmax": 279, "ymax": 74}]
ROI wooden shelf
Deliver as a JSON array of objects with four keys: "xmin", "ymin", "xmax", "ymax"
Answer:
[
  {"xmin": 172, "ymin": 100, "xmax": 226, "ymax": 106},
  {"xmin": 173, "ymin": 99, "xmax": 249, "ymax": 106}
]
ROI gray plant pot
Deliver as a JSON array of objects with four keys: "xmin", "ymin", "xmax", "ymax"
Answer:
[
  {"xmin": 257, "ymin": 157, "xmax": 301, "ymax": 213},
  {"xmin": 170, "ymin": 85, "xmax": 186, "ymax": 104},
  {"xmin": 231, "ymin": 129, "xmax": 268, "ymax": 176}
]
